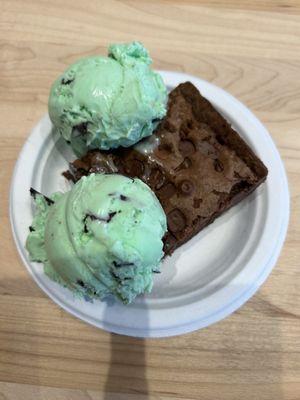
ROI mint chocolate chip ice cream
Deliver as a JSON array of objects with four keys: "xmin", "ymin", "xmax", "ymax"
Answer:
[
  {"xmin": 48, "ymin": 41, "xmax": 167, "ymax": 155},
  {"xmin": 26, "ymin": 174, "xmax": 167, "ymax": 304}
]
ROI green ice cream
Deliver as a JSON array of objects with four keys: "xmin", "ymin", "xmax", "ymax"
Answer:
[
  {"xmin": 26, "ymin": 174, "xmax": 167, "ymax": 304},
  {"xmin": 48, "ymin": 41, "xmax": 167, "ymax": 155}
]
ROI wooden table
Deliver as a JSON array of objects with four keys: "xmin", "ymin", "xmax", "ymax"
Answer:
[{"xmin": 1, "ymin": 1, "xmax": 299, "ymax": 399}]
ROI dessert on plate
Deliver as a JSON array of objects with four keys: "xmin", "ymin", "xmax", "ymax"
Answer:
[
  {"xmin": 26, "ymin": 41, "xmax": 268, "ymax": 304},
  {"xmin": 26, "ymin": 174, "xmax": 167, "ymax": 304},
  {"xmin": 48, "ymin": 41, "xmax": 167, "ymax": 155},
  {"xmin": 66, "ymin": 82, "xmax": 268, "ymax": 255}
]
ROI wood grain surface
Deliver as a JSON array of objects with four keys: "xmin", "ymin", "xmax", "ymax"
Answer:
[{"xmin": 0, "ymin": 1, "xmax": 299, "ymax": 399}]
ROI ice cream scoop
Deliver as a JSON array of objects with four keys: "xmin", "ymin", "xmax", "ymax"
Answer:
[
  {"xmin": 48, "ymin": 41, "xmax": 167, "ymax": 155},
  {"xmin": 26, "ymin": 174, "xmax": 167, "ymax": 304}
]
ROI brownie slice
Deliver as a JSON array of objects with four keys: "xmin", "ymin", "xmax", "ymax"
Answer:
[{"xmin": 64, "ymin": 82, "xmax": 268, "ymax": 255}]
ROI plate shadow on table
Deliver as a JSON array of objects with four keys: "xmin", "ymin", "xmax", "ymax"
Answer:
[{"xmin": 102, "ymin": 299, "xmax": 149, "ymax": 399}]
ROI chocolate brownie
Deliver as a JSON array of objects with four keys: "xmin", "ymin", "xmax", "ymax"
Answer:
[{"xmin": 64, "ymin": 82, "xmax": 268, "ymax": 255}]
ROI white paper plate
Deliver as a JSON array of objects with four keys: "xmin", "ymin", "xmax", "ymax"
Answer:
[{"xmin": 10, "ymin": 71, "xmax": 289, "ymax": 337}]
